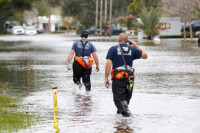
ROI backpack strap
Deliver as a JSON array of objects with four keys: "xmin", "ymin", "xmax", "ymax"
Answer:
[
  {"xmin": 80, "ymin": 40, "xmax": 88, "ymax": 57},
  {"xmin": 118, "ymin": 45, "xmax": 131, "ymax": 70}
]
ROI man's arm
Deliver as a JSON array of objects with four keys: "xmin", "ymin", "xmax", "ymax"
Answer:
[
  {"xmin": 92, "ymin": 52, "xmax": 99, "ymax": 72},
  {"xmin": 66, "ymin": 50, "xmax": 75, "ymax": 70},
  {"xmin": 129, "ymin": 40, "xmax": 148, "ymax": 59},
  {"xmin": 104, "ymin": 59, "xmax": 112, "ymax": 88}
]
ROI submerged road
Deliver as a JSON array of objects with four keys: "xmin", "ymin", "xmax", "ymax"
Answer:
[{"xmin": 0, "ymin": 34, "xmax": 200, "ymax": 133}]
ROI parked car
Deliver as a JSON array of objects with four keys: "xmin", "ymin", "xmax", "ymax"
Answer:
[
  {"xmin": 86, "ymin": 25, "xmax": 124, "ymax": 35},
  {"xmin": 37, "ymin": 28, "xmax": 44, "ymax": 34},
  {"xmin": 86, "ymin": 26, "xmax": 105, "ymax": 35},
  {"xmin": 25, "ymin": 26, "xmax": 37, "ymax": 36},
  {"xmin": 110, "ymin": 26, "xmax": 125, "ymax": 35},
  {"xmin": 185, "ymin": 20, "xmax": 200, "ymax": 32},
  {"xmin": 11, "ymin": 26, "xmax": 25, "ymax": 35}
]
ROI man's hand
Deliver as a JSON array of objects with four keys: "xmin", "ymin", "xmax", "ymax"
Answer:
[
  {"xmin": 96, "ymin": 66, "xmax": 99, "ymax": 72},
  {"xmin": 129, "ymin": 40, "xmax": 138, "ymax": 48},
  {"xmin": 105, "ymin": 59, "xmax": 112, "ymax": 88},
  {"xmin": 66, "ymin": 63, "xmax": 71, "ymax": 70},
  {"xmin": 66, "ymin": 50, "xmax": 75, "ymax": 70},
  {"xmin": 104, "ymin": 78, "xmax": 110, "ymax": 88}
]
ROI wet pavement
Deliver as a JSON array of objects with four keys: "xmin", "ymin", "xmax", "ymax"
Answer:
[{"xmin": 0, "ymin": 34, "xmax": 200, "ymax": 133}]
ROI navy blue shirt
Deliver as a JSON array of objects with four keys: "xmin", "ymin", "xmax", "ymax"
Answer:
[
  {"xmin": 106, "ymin": 44, "xmax": 142, "ymax": 69},
  {"xmin": 72, "ymin": 39, "xmax": 97, "ymax": 57}
]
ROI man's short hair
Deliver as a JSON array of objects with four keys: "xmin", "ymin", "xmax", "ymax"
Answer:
[
  {"xmin": 81, "ymin": 30, "xmax": 88, "ymax": 38},
  {"xmin": 119, "ymin": 33, "xmax": 128, "ymax": 43}
]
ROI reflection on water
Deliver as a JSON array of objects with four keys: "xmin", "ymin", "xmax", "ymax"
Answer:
[
  {"xmin": 74, "ymin": 95, "xmax": 93, "ymax": 117},
  {"xmin": 114, "ymin": 118, "xmax": 134, "ymax": 133},
  {"xmin": 0, "ymin": 36, "xmax": 200, "ymax": 133}
]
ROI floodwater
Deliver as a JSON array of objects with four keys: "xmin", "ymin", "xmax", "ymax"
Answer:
[{"xmin": 0, "ymin": 34, "xmax": 200, "ymax": 133}]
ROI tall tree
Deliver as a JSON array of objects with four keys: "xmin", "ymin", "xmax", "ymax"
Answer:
[
  {"xmin": 128, "ymin": 0, "xmax": 162, "ymax": 39},
  {"xmin": 62, "ymin": 0, "xmax": 96, "ymax": 32},
  {"xmin": 128, "ymin": 0, "xmax": 141, "ymax": 16},
  {"xmin": 128, "ymin": 0, "xmax": 161, "ymax": 16},
  {"xmin": 32, "ymin": 1, "xmax": 49, "ymax": 28},
  {"xmin": 112, "ymin": 0, "xmax": 132, "ymax": 17},
  {"xmin": 193, "ymin": 0, "xmax": 200, "ymax": 19},
  {"xmin": 47, "ymin": 0, "xmax": 62, "ymax": 31},
  {"xmin": 162, "ymin": 0, "xmax": 200, "ymax": 42},
  {"xmin": 135, "ymin": 8, "xmax": 161, "ymax": 39},
  {"xmin": 0, "ymin": 0, "xmax": 34, "ymax": 33}
]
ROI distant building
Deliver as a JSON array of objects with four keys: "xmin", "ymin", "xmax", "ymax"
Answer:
[
  {"xmin": 26, "ymin": 15, "xmax": 63, "ymax": 32},
  {"xmin": 157, "ymin": 17, "xmax": 181, "ymax": 36}
]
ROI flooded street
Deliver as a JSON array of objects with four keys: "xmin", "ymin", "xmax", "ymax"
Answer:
[{"xmin": 0, "ymin": 34, "xmax": 200, "ymax": 133}]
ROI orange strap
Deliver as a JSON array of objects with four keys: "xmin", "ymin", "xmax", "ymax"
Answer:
[
  {"xmin": 74, "ymin": 56, "xmax": 93, "ymax": 69},
  {"xmin": 115, "ymin": 72, "xmax": 128, "ymax": 79},
  {"xmin": 111, "ymin": 69, "xmax": 134, "ymax": 80}
]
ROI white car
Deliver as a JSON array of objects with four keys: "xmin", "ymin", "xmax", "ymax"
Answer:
[
  {"xmin": 25, "ymin": 26, "xmax": 37, "ymax": 36},
  {"xmin": 11, "ymin": 26, "xmax": 25, "ymax": 35}
]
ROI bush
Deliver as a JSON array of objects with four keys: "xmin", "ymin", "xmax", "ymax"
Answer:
[{"xmin": 160, "ymin": 32, "xmax": 198, "ymax": 39}]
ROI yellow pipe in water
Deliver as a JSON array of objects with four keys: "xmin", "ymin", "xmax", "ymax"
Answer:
[{"xmin": 52, "ymin": 87, "xmax": 59, "ymax": 130}]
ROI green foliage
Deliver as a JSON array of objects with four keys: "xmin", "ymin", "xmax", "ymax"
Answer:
[
  {"xmin": 140, "ymin": 0, "xmax": 161, "ymax": 10},
  {"xmin": 62, "ymin": 0, "xmax": 132, "ymax": 29},
  {"xmin": 128, "ymin": 0, "xmax": 141, "ymax": 16},
  {"xmin": 126, "ymin": 18, "xmax": 134, "ymax": 30},
  {"xmin": 62, "ymin": 0, "xmax": 81, "ymax": 17},
  {"xmin": 112, "ymin": 0, "xmax": 133, "ymax": 17},
  {"xmin": 0, "ymin": 83, "xmax": 39, "ymax": 132},
  {"xmin": 32, "ymin": 1, "xmax": 49, "ymax": 16},
  {"xmin": 7, "ymin": 12, "xmax": 24, "ymax": 23},
  {"xmin": 129, "ymin": 0, "xmax": 162, "ymax": 16},
  {"xmin": 193, "ymin": 5, "xmax": 200, "ymax": 19},
  {"xmin": 134, "ymin": 8, "xmax": 161, "ymax": 39},
  {"xmin": 0, "ymin": 0, "xmax": 35, "ymax": 27},
  {"xmin": 129, "ymin": 0, "xmax": 162, "ymax": 39},
  {"xmin": 0, "ymin": 112, "xmax": 38, "ymax": 132},
  {"xmin": 62, "ymin": 0, "xmax": 95, "ymax": 29},
  {"xmin": 48, "ymin": 0, "xmax": 62, "ymax": 8}
]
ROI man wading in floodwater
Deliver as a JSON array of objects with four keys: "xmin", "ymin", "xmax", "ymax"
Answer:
[
  {"xmin": 104, "ymin": 33, "xmax": 148, "ymax": 117},
  {"xmin": 66, "ymin": 30, "xmax": 99, "ymax": 92}
]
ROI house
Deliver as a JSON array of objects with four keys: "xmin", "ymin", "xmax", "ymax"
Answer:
[{"xmin": 26, "ymin": 15, "xmax": 63, "ymax": 32}]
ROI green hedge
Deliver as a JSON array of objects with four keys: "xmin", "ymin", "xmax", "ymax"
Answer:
[{"xmin": 160, "ymin": 32, "xmax": 198, "ymax": 39}]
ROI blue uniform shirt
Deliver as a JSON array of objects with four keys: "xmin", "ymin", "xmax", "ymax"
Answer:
[
  {"xmin": 72, "ymin": 39, "xmax": 97, "ymax": 57},
  {"xmin": 106, "ymin": 44, "xmax": 142, "ymax": 69}
]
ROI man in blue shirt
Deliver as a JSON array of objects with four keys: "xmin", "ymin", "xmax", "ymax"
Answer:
[
  {"xmin": 105, "ymin": 33, "xmax": 148, "ymax": 117},
  {"xmin": 66, "ymin": 31, "xmax": 99, "ymax": 92}
]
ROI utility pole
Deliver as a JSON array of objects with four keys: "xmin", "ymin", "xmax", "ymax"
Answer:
[
  {"xmin": 95, "ymin": 0, "xmax": 99, "ymax": 35},
  {"xmin": 109, "ymin": 0, "xmax": 113, "ymax": 36},
  {"xmin": 104, "ymin": 0, "xmax": 107, "ymax": 35},
  {"xmin": 100, "ymin": 0, "xmax": 103, "ymax": 36}
]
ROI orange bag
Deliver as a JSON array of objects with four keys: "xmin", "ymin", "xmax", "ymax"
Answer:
[{"xmin": 74, "ymin": 56, "xmax": 93, "ymax": 69}]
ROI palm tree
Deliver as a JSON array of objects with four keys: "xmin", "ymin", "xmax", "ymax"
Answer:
[
  {"xmin": 128, "ymin": 0, "xmax": 141, "ymax": 16},
  {"xmin": 134, "ymin": 7, "xmax": 161, "ymax": 40}
]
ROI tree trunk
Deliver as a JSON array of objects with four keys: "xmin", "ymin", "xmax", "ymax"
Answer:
[
  {"xmin": 0, "ymin": 21, "xmax": 4, "ymax": 34},
  {"xmin": 100, "ymin": 0, "xmax": 103, "ymax": 36},
  {"xmin": 75, "ymin": 19, "xmax": 78, "ymax": 34},
  {"xmin": 183, "ymin": 22, "xmax": 186, "ymax": 41},
  {"xmin": 37, "ymin": 15, "xmax": 39, "ymax": 28},
  {"xmin": 104, "ymin": 0, "xmax": 107, "ymax": 36},
  {"xmin": 95, "ymin": 0, "xmax": 99, "ymax": 35},
  {"xmin": 109, "ymin": 0, "xmax": 113, "ymax": 36},
  {"xmin": 48, "ymin": 8, "xmax": 52, "ymax": 32},
  {"xmin": 189, "ymin": 22, "xmax": 193, "ymax": 43},
  {"xmin": 48, "ymin": 14, "xmax": 51, "ymax": 32}
]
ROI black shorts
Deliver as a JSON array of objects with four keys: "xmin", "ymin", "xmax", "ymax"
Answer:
[
  {"xmin": 112, "ymin": 78, "xmax": 133, "ymax": 104},
  {"xmin": 73, "ymin": 61, "xmax": 92, "ymax": 84}
]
